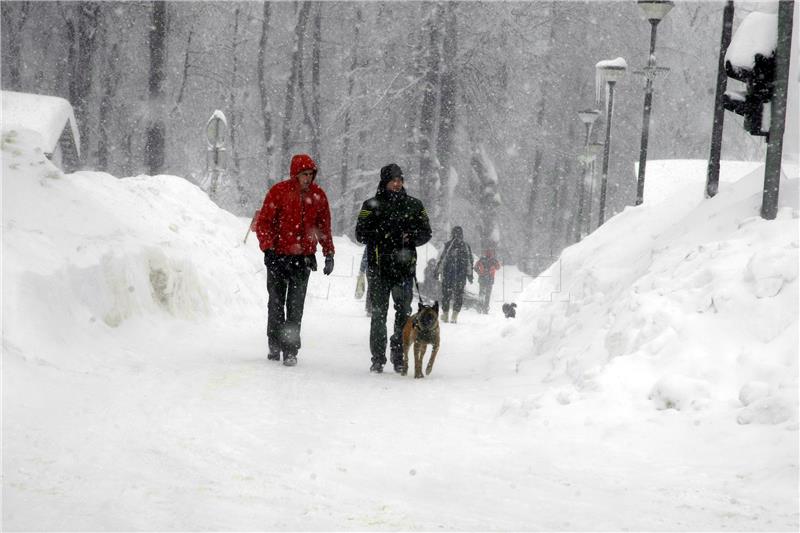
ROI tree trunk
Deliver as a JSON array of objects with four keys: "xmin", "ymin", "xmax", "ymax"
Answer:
[
  {"xmin": 229, "ymin": 6, "xmax": 247, "ymax": 207},
  {"xmin": 417, "ymin": 3, "xmax": 443, "ymax": 223},
  {"xmin": 523, "ymin": 98, "xmax": 546, "ymax": 273},
  {"xmin": 68, "ymin": 2, "xmax": 101, "ymax": 167},
  {"xmin": 1, "ymin": 2, "xmax": 30, "ymax": 90},
  {"xmin": 339, "ymin": 6, "xmax": 362, "ymax": 234},
  {"xmin": 311, "ymin": 3, "xmax": 322, "ymax": 165},
  {"xmin": 145, "ymin": 1, "xmax": 167, "ymax": 175},
  {"xmin": 471, "ymin": 145, "xmax": 500, "ymax": 254},
  {"xmin": 436, "ymin": 2, "xmax": 458, "ymax": 231},
  {"xmin": 280, "ymin": 1, "xmax": 311, "ymax": 176},
  {"xmin": 257, "ymin": 2, "xmax": 274, "ymax": 177},
  {"xmin": 98, "ymin": 42, "xmax": 120, "ymax": 171}
]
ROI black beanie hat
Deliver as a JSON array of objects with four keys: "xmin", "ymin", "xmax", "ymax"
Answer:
[{"xmin": 379, "ymin": 163, "xmax": 404, "ymax": 190}]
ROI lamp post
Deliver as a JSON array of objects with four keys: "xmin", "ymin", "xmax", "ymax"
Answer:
[
  {"xmin": 596, "ymin": 59, "xmax": 627, "ymax": 225},
  {"xmin": 634, "ymin": 0, "xmax": 674, "ymax": 206},
  {"xmin": 576, "ymin": 109, "xmax": 601, "ymax": 240},
  {"xmin": 584, "ymin": 141, "xmax": 604, "ymax": 235}
]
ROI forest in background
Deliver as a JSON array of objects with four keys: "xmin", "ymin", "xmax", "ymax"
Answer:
[{"xmin": 1, "ymin": 1, "xmax": 767, "ymax": 274}]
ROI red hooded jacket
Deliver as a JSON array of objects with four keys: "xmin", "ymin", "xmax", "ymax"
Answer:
[{"xmin": 255, "ymin": 154, "xmax": 335, "ymax": 257}]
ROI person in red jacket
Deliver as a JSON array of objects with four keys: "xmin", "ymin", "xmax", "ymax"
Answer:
[
  {"xmin": 474, "ymin": 249, "xmax": 501, "ymax": 314},
  {"xmin": 255, "ymin": 154, "xmax": 334, "ymax": 366}
]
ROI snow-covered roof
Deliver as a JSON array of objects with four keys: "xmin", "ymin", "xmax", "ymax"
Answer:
[{"xmin": 1, "ymin": 90, "xmax": 81, "ymax": 156}]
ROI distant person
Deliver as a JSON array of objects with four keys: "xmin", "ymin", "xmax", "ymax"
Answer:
[
  {"xmin": 355, "ymin": 246, "xmax": 372, "ymax": 316},
  {"xmin": 474, "ymin": 249, "xmax": 501, "ymax": 314},
  {"xmin": 421, "ymin": 258, "xmax": 440, "ymax": 302},
  {"xmin": 356, "ymin": 163, "xmax": 432, "ymax": 373},
  {"xmin": 435, "ymin": 226, "xmax": 473, "ymax": 323},
  {"xmin": 255, "ymin": 154, "xmax": 334, "ymax": 366}
]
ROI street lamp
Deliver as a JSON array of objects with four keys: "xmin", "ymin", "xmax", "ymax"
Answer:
[
  {"xmin": 582, "ymin": 142, "xmax": 604, "ymax": 235},
  {"xmin": 576, "ymin": 109, "xmax": 601, "ymax": 240},
  {"xmin": 634, "ymin": 0, "xmax": 674, "ymax": 206},
  {"xmin": 596, "ymin": 58, "xmax": 627, "ymax": 226}
]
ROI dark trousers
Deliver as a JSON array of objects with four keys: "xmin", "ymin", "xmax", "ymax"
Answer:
[
  {"xmin": 369, "ymin": 275, "xmax": 413, "ymax": 365},
  {"xmin": 267, "ymin": 258, "xmax": 311, "ymax": 356},
  {"xmin": 441, "ymin": 278, "xmax": 466, "ymax": 314},
  {"xmin": 478, "ymin": 277, "xmax": 494, "ymax": 314}
]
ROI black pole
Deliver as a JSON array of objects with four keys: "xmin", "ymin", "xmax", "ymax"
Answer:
[
  {"xmin": 575, "ymin": 122, "xmax": 592, "ymax": 241},
  {"xmin": 635, "ymin": 20, "xmax": 659, "ymax": 206},
  {"xmin": 761, "ymin": 0, "xmax": 794, "ymax": 220},
  {"xmin": 705, "ymin": 0, "xmax": 735, "ymax": 199},
  {"xmin": 599, "ymin": 81, "xmax": 616, "ymax": 225}
]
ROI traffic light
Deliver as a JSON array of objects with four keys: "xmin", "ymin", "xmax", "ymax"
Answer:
[{"xmin": 722, "ymin": 20, "xmax": 777, "ymax": 137}]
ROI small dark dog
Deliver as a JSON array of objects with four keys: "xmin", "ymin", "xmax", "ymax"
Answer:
[
  {"xmin": 402, "ymin": 301, "xmax": 441, "ymax": 379},
  {"xmin": 502, "ymin": 302, "xmax": 517, "ymax": 318}
]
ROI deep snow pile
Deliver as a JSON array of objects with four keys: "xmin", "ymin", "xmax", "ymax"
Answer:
[{"xmin": 512, "ymin": 160, "xmax": 798, "ymax": 425}]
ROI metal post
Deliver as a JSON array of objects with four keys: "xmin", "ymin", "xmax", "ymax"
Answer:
[
  {"xmin": 761, "ymin": 0, "xmax": 794, "ymax": 220},
  {"xmin": 599, "ymin": 81, "xmax": 617, "ymax": 225},
  {"xmin": 635, "ymin": 21, "xmax": 659, "ymax": 205},
  {"xmin": 706, "ymin": 0, "xmax": 735, "ymax": 199}
]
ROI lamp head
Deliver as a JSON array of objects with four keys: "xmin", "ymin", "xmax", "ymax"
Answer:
[
  {"xmin": 578, "ymin": 109, "xmax": 601, "ymax": 125},
  {"xmin": 637, "ymin": 0, "xmax": 674, "ymax": 23}
]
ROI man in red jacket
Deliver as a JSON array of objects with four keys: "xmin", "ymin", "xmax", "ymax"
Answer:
[{"xmin": 255, "ymin": 154, "xmax": 334, "ymax": 366}]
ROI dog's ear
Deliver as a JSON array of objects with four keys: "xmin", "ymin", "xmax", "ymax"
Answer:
[
  {"xmin": 512, "ymin": 302, "xmax": 517, "ymax": 308},
  {"xmin": 433, "ymin": 301, "xmax": 439, "ymax": 312}
]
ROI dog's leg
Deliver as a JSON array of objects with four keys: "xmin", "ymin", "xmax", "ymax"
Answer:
[
  {"xmin": 401, "ymin": 335, "xmax": 410, "ymax": 377},
  {"xmin": 414, "ymin": 342, "xmax": 425, "ymax": 379},
  {"xmin": 425, "ymin": 339, "xmax": 440, "ymax": 375}
]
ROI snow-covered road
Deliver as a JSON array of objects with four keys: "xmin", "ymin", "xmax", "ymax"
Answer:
[{"xmin": 3, "ymin": 129, "xmax": 797, "ymax": 530}]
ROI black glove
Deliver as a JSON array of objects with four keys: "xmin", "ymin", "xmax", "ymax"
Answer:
[
  {"xmin": 323, "ymin": 255, "xmax": 334, "ymax": 275},
  {"xmin": 264, "ymin": 249, "xmax": 277, "ymax": 269}
]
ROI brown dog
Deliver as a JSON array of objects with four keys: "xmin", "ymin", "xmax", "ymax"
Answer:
[{"xmin": 401, "ymin": 301, "xmax": 441, "ymax": 379}]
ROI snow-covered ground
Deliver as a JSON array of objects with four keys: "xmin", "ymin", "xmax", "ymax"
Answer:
[{"xmin": 2, "ymin": 128, "xmax": 798, "ymax": 530}]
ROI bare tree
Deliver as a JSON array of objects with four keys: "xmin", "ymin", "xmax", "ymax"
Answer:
[
  {"xmin": 417, "ymin": 3, "xmax": 443, "ymax": 226},
  {"xmin": 66, "ymin": 2, "xmax": 101, "ymax": 165},
  {"xmin": 0, "ymin": 1, "xmax": 31, "ymax": 90},
  {"xmin": 338, "ymin": 6, "xmax": 362, "ymax": 234},
  {"xmin": 436, "ymin": 2, "xmax": 458, "ymax": 232},
  {"xmin": 257, "ymin": 2, "xmax": 274, "ymax": 177},
  {"xmin": 280, "ymin": 1, "xmax": 312, "ymax": 176},
  {"xmin": 145, "ymin": 1, "xmax": 167, "ymax": 175},
  {"xmin": 98, "ymin": 42, "xmax": 120, "ymax": 171}
]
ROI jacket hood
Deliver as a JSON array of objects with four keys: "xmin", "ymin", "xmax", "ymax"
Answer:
[{"xmin": 290, "ymin": 154, "xmax": 318, "ymax": 181}]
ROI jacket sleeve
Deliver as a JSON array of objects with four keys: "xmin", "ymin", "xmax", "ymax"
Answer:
[
  {"xmin": 355, "ymin": 200, "xmax": 377, "ymax": 245},
  {"xmin": 255, "ymin": 186, "xmax": 279, "ymax": 252},
  {"xmin": 315, "ymin": 189, "xmax": 335, "ymax": 256},
  {"xmin": 408, "ymin": 201, "xmax": 432, "ymax": 247}
]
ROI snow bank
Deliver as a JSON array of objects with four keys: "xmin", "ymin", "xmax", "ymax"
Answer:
[
  {"xmin": 2, "ymin": 128, "xmax": 265, "ymax": 364},
  {"xmin": 516, "ymin": 161, "xmax": 798, "ymax": 425}
]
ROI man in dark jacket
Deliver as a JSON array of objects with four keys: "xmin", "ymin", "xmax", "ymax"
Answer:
[
  {"xmin": 435, "ymin": 226, "xmax": 473, "ymax": 323},
  {"xmin": 255, "ymin": 154, "xmax": 334, "ymax": 366},
  {"xmin": 355, "ymin": 163, "xmax": 432, "ymax": 373}
]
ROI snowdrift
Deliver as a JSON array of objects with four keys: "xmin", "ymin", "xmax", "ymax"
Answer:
[{"xmin": 514, "ymin": 160, "xmax": 798, "ymax": 425}]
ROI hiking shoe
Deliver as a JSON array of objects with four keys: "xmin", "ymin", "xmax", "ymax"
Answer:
[
  {"xmin": 283, "ymin": 353, "xmax": 297, "ymax": 367},
  {"xmin": 268, "ymin": 351, "xmax": 281, "ymax": 361},
  {"xmin": 370, "ymin": 362, "xmax": 384, "ymax": 373},
  {"xmin": 393, "ymin": 362, "xmax": 405, "ymax": 374}
]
